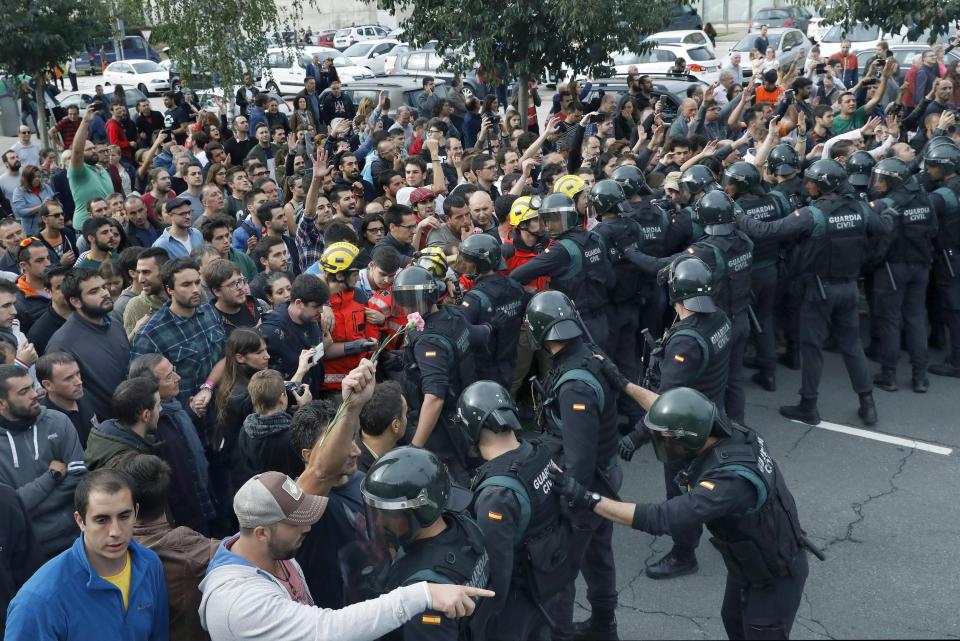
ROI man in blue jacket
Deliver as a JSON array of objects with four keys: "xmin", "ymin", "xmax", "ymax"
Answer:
[{"xmin": 6, "ymin": 468, "xmax": 169, "ymax": 640}]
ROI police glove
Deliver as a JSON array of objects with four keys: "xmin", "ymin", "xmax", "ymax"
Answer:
[
  {"xmin": 618, "ymin": 428, "xmax": 646, "ymax": 461},
  {"xmin": 343, "ymin": 338, "xmax": 377, "ymax": 355},
  {"xmin": 593, "ymin": 354, "xmax": 629, "ymax": 393},
  {"xmin": 547, "ymin": 466, "xmax": 600, "ymax": 512}
]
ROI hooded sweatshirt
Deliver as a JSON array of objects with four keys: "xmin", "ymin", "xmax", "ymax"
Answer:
[
  {"xmin": 198, "ymin": 535, "xmax": 431, "ymax": 641},
  {"xmin": 238, "ymin": 411, "xmax": 302, "ymax": 480},
  {"xmin": 84, "ymin": 418, "xmax": 161, "ymax": 471},
  {"xmin": 0, "ymin": 407, "xmax": 86, "ymax": 557}
]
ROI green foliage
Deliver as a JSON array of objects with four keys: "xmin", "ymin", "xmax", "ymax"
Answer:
[
  {"xmin": 802, "ymin": 0, "xmax": 960, "ymax": 44},
  {"xmin": 0, "ymin": 0, "xmax": 109, "ymax": 76}
]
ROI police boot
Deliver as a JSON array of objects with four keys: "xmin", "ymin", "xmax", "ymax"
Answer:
[
  {"xmin": 572, "ymin": 613, "xmax": 618, "ymax": 640},
  {"xmin": 912, "ymin": 370, "xmax": 929, "ymax": 394},
  {"xmin": 858, "ymin": 393, "xmax": 878, "ymax": 426},
  {"xmin": 779, "ymin": 397, "xmax": 820, "ymax": 425},
  {"xmin": 751, "ymin": 371, "xmax": 776, "ymax": 392},
  {"xmin": 645, "ymin": 549, "xmax": 698, "ymax": 580},
  {"xmin": 873, "ymin": 369, "xmax": 898, "ymax": 392},
  {"xmin": 929, "ymin": 361, "xmax": 960, "ymax": 378}
]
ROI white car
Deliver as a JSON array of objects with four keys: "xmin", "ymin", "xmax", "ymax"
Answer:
[
  {"xmin": 639, "ymin": 31, "xmax": 720, "ymax": 77},
  {"xmin": 643, "ymin": 30, "xmax": 717, "ymax": 59},
  {"xmin": 610, "ymin": 46, "xmax": 719, "ymax": 81},
  {"xmin": 333, "ymin": 25, "xmax": 390, "ymax": 50},
  {"xmin": 260, "ymin": 46, "xmax": 374, "ymax": 95},
  {"xmin": 102, "ymin": 59, "xmax": 170, "ymax": 96},
  {"xmin": 343, "ymin": 39, "xmax": 402, "ymax": 76},
  {"xmin": 817, "ymin": 23, "xmax": 902, "ymax": 58}
]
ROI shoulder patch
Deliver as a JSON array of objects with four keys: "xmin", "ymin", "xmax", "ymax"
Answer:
[
  {"xmin": 572, "ymin": 403, "xmax": 586, "ymax": 411},
  {"xmin": 544, "ymin": 247, "xmax": 551, "ymax": 253},
  {"xmin": 462, "ymin": 300, "xmax": 470, "ymax": 307},
  {"xmin": 424, "ymin": 351, "xmax": 437, "ymax": 357},
  {"xmin": 487, "ymin": 511, "xmax": 503, "ymax": 521},
  {"xmin": 673, "ymin": 354, "xmax": 686, "ymax": 362},
  {"xmin": 422, "ymin": 615, "xmax": 442, "ymax": 625},
  {"xmin": 699, "ymin": 480, "xmax": 716, "ymax": 491},
  {"xmin": 686, "ymin": 247, "xmax": 694, "ymax": 253}
]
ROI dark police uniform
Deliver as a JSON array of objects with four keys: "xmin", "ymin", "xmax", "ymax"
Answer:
[
  {"xmin": 769, "ymin": 175, "xmax": 808, "ymax": 366},
  {"xmin": 510, "ymin": 229, "xmax": 614, "ymax": 352},
  {"xmin": 929, "ymin": 175, "xmax": 960, "ymax": 370},
  {"xmin": 383, "ymin": 512, "xmax": 491, "ymax": 641},
  {"xmin": 539, "ymin": 335, "xmax": 620, "ymax": 641},
  {"xmin": 402, "ymin": 305, "xmax": 480, "ymax": 483},
  {"xmin": 259, "ymin": 302, "xmax": 324, "ymax": 390},
  {"xmin": 872, "ymin": 181, "xmax": 938, "ymax": 380},
  {"xmin": 470, "ymin": 439, "xmax": 576, "ymax": 641},
  {"xmin": 738, "ymin": 194, "xmax": 894, "ymax": 403},
  {"xmin": 460, "ymin": 273, "xmax": 526, "ymax": 390},
  {"xmin": 629, "ymin": 424, "xmax": 809, "ymax": 640}
]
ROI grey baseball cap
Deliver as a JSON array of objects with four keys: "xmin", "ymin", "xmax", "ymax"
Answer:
[{"xmin": 233, "ymin": 471, "xmax": 327, "ymax": 529}]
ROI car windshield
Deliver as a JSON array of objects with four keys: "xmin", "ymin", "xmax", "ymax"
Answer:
[
  {"xmin": 686, "ymin": 47, "xmax": 713, "ymax": 61},
  {"xmin": 335, "ymin": 29, "xmax": 351, "ymax": 37},
  {"xmin": 131, "ymin": 61, "xmax": 162, "ymax": 73},
  {"xmin": 733, "ymin": 33, "xmax": 783, "ymax": 52},
  {"xmin": 822, "ymin": 24, "xmax": 880, "ymax": 42},
  {"xmin": 344, "ymin": 43, "xmax": 375, "ymax": 57},
  {"xmin": 757, "ymin": 9, "xmax": 790, "ymax": 19}
]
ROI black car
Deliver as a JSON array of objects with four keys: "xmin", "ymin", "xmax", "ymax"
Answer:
[
  {"xmin": 321, "ymin": 76, "xmax": 450, "ymax": 119},
  {"xmin": 666, "ymin": 4, "xmax": 703, "ymax": 31}
]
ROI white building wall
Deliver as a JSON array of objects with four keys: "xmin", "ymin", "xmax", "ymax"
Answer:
[{"xmin": 277, "ymin": 0, "xmax": 407, "ymax": 31}]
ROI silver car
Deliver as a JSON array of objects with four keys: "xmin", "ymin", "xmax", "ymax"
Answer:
[
  {"xmin": 731, "ymin": 27, "xmax": 812, "ymax": 80},
  {"xmin": 343, "ymin": 39, "xmax": 402, "ymax": 76}
]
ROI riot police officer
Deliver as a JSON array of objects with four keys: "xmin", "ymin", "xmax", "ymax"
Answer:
[
  {"xmin": 723, "ymin": 161, "xmax": 791, "ymax": 391},
  {"xmin": 510, "ymin": 193, "xmax": 615, "ymax": 352},
  {"xmin": 924, "ymin": 142, "xmax": 960, "ymax": 377},
  {"xmin": 765, "ymin": 144, "xmax": 806, "ymax": 210},
  {"xmin": 845, "ymin": 151, "xmax": 876, "ymax": 199},
  {"xmin": 618, "ymin": 255, "xmax": 731, "ymax": 580},
  {"xmin": 458, "ymin": 381, "xmax": 576, "ymax": 641},
  {"xmin": 549, "ymin": 387, "xmax": 813, "ymax": 641},
  {"xmin": 458, "ymin": 233, "xmax": 526, "ymax": 389},
  {"xmin": 362, "ymin": 446, "xmax": 492, "ymax": 640},
  {"xmin": 392, "ymin": 265, "xmax": 488, "ymax": 482},
  {"xmin": 525, "ymin": 291, "xmax": 621, "ymax": 641},
  {"xmin": 736, "ymin": 159, "xmax": 894, "ymax": 426},
  {"xmin": 671, "ymin": 165, "xmax": 721, "ymax": 245},
  {"xmin": 868, "ymin": 158, "xmax": 939, "ymax": 393}
]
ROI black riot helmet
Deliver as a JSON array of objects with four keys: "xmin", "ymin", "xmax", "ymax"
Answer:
[
  {"xmin": 845, "ymin": 151, "xmax": 876, "ymax": 189},
  {"xmin": 803, "ymin": 159, "xmax": 846, "ymax": 195},
  {"xmin": 767, "ymin": 144, "xmax": 799, "ymax": 177},
  {"xmin": 644, "ymin": 387, "xmax": 718, "ymax": 463},
  {"xmin": 870, "ymin": 157, "xmax": 911, "ymax": 196},
  {"xmin": 611, "ymin": 164, "xmax": 649, "ymax": 198},
  {"xmin": 537, "ymin": 192, "xmax": 579, "ymax": 238},
  {"xmin": 361, "ymin": 446, "xmax": 471, "ymax": 546},
  {"xmin": 391, "ymin": 265, "xmax": 444, "ymax": 315},
  {"xmin": 722, "ymin": 161, "xmax": 762, "ymax": 198},
  {"xmin": 696, "ymin": 189, "xmax": 737, "ymax": 235},
  {"xmin": 524, "ymin": 290, "xmax": 583, "ymax": 349},
  {"xmin": 458, "ymin": 232, "xmax": 505, "ymax": 274},
  {"xmin": 679, "ymin": 165, "xmax": 720, "ymax": 198},
  {"xmin": 588, "ymin": 179, "xmax": 628, "ymax": 216},
  {"xmin": 924, "ymin": 141, "xmax": 960, "ymax": 178},
  {"xmin": 659, "ymin": 255, "xmax": 716, "ymax": 313},
  {"xmin": 456, "ymin": 380, "xmax": 522, "ymax": 446}
]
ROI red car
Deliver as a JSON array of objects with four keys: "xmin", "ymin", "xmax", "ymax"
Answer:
[{"xmin": 313, "ymin": 30, "xmax": 336, "ymax": 48}]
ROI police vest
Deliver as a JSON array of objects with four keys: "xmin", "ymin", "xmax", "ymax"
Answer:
[
  {"xmin": 463, "ymin": 274, "xmax": 525, "ymax": 387},
  {"xmin": 771, "ymin": 176, "xmax": 807, "ymax": 211},
  {"xmin": 681, "ymin": 205, "xmax": 705, "ymax": 242},
  {"xmin": 386, "ymin": 511, "xmax": 491, "ymax": 640},
  {"xmin": 541, "ymin": 341, "xmax": 619, "ymax": 466},
  {"xmin": 697, "ymin": 231, "xmax": 754, "ymax": 316},
  {"xmin": 649, "ymin": 310, "xmax": 731, "ymax": 406},
  {"xmin": 933, "ymin": 176, "xmax": 960, "ymax": 250},
  {"xmin": 402, "ymin": 306, "xmax": 476, "ymax": 418},
  {"xmin": 628, "ymin": 201, "xmax": 673, "ymax": 258},
  {"xmin": 877, "ymin": 186, "xmax": 937, "ymax": 264},
  {"xmin": 552, "ymin": 229, "xmax": 613, "ymax": 315},
  {"xmin": 737, "ymin": 191, "xmax": 791, "ymax": 268},
  {"xmin": 471, "ymin": 440, "xmax": 579, "ymax": 600},
  {"xmin": 594, "ymin": 215, "xmax": 643, "ymax": 302},
  {"xmin": 323, "ymin": 290, "xmax": 377, "ymax": 391},
  {"xmin": 801, "ymin": 195, "xmax": 872, "ymax": 280},
  {"xmin": 685, "ymin": 425, "xmax": 805, "ymax": 586}
]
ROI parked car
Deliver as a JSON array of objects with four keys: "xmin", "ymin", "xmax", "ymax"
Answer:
[
  {"xmin": 853, "ymin": 43, "xmax": 960, "ymax": 82},
  {"xmin": 805, "ymin": 1, "xmax": 836, "ymax": 42},
  {"xmin": 196, "ymin": 89, "xmax": 293, "ymax": 118},
  {"xmin": 577, "ymin": 74, "xmax": 707, "ymax": 122},
  {"xmin": 260, "ymin": 46, "xmax": 374, "ymax": 95},
  {"xmin": 730, "ymin": 27, "xmax": 811, "ymax": 80},
  {"xmin": 818, "ymin": 23, "xmax": 890, "ymax": 58},
  {"xmin": 665, "ymin": 4, "xmax": 703, "ymax": 31},
  {"xmin": 749, "ymin": 6, "xmax": 813, "ymax": 34},
  {"xmin": 323, "ymin": 77, "xmax": 450, "ymax": 119},
  {"xmin": 610, "ymin": 46, "xmax": 719, "ymax": 82},
  {"xmin": 643, "ymin": 30, "xmax": 717, "ymax": 59},
  {"xmin": 75, "ymin": 35, "xmax": 162, "ymax": 72},
  {"xmin": 102, "ymin": 59, "xmax": 171, "ymax": 96},
  {"xmin": 58, "ymin": 87, "xmax": 149, "ymax": 112},
  {"xmin": 333, "ymin": 25, "xmax": 390, "ymax": 50},
  {"xmin": 343, "ymin": 39, "xmax": 402, "ymax": 75},
  {"xmin": 391, "ymin": 48, "xmax": 487, "ymax": 99},
  {"xmin": 311, "ymin": 30, "xmax": 337, "ymax": 48}
]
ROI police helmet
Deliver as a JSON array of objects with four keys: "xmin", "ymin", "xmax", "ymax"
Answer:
[
  {"xmin": 661, "ymin": 256, "xmax": 716, "ymax": 313},
  {"xmin": 924, "ymin": 142, "xmax": 960, "ymax": 176},
  {"xmin": 803, "ymin": 159, "xmax": 846, "ymax": 194},
  {"xmin": 537, "ymin": 192, "xmax": 579, "ymax": 238},
  {"xmin": 611, "ymin": 164, "xmax": 649, "ymax": 198},
  {"xmin": 870, "ymin": 157, "xmax": 911, "ymax": 195},
  {"xmin": 696, "ymin": 190, "xmax": 737, "ymax": 235},
  {"xmin": 456, "ymin": 380, "xmax": 522, "ymax": 446},
  {"xmin": 845, "ymin": 151, "xmax": 876, "ymax": 189},
  {"xmin": 679, "ymin": 165, "xmax": 720, "ymax": 197},
  {"xmin": 361, "ymin": 447, "xmax": 470, "ymax": 546},
  {"xmin": 459, "ymin": 232, "xmax": 506, "ymax": 273},
  {"xmin": 722, "ymin": 161, "xmax": 761, "ymax": 197},
  {"xmin": 391, "ymin": 265, "xmax": 444, "ymax": 315},
  {"xmin": 767, "ymin": 144, "xmax": 799, "ymax": 177},
  {"xmin": 320, "ymin": 241, "xmax": 360, "ymax": 275},
  {"xmin": 588, "ymin": 179, "xmax": 628, "ymax": 216},
  {"xmin": 413, "ymin": 246, "xmax": 448, "ymax": 278},
  {"xmin": 644, "ymin": 387, "xmax": 718, "ymax": 463},
  {"xmin": 524, "ymin": 290, "xmax": 583, "ymax": 349}
]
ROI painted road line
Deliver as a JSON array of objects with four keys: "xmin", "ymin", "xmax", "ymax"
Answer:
[{"xmin": 791, "ymin": 419, "xmax": 953, "ymax": 456}]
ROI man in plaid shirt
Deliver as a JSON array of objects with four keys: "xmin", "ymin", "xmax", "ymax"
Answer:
[{"xmin": 296, "ymin": 152, "xmax": 337, "ymax": 272}]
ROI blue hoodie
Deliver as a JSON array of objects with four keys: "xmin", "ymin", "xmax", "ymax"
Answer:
[{"xmin": 6, "ymin": 535, "xmax": 169, "ymax": 640}]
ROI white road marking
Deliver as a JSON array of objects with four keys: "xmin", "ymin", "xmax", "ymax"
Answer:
[{"xmin": 790, "ymin": 419, "xmax": 953, "ymax": 456}]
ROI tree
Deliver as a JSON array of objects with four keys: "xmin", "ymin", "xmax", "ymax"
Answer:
[
  {"xmin": 0, "ymin": 0, "xmax": 108, "ymax": 147},
  {"xmin": 806, "ymin": 0, "xmax": 960, "ymax": 44},
  {"xmin": 373, "ymin": 0, "xmax": 675, "ymax": 128}
]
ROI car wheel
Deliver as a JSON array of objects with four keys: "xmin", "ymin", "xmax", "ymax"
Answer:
[
  {"xmin": 137, "ymin": 83, "xmax": 148, "ymax": 96},
  {"xmin": 461, "ymin": 84, "xmax": 475, "ymax": 99},
  {"xmin": 267, "ymin": 81, "xmax": 280, "ymax": 94}
]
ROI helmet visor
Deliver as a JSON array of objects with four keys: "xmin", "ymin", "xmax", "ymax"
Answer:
[
  {"xmin": 539, "ymin": 209, "xmax": 576, "ymax": 237},
  {"xmin": 391, "ymin": 282, "xmax": 437, "ymax": 315},
  {"xmin": 649, "ymin": 429, "xmax": 697, "ymax": 463}
]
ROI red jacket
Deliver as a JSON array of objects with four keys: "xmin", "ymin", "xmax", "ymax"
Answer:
[
  {"xmin": 106, "ymin": 118, "xmax": 133, "ymax": 161},
  {"xmin": 322, "ymin": 290, "xmax": 379, "ymax": 390},
  {"xmin": 367, "ymin": 288, "xmax": 408, "ymax": 350},
  {"xmin": 503, "ymin": 231, "xmax": 549, "ymax": 292}
]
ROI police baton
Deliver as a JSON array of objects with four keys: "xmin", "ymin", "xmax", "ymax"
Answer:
[
  {"xmin": 801, "ymin": 534, "xmax": 827, "ymax": 561},
  {"xmin": 943, "ymin": 249, "xmax": 957, "ymax": 279},
  {"xmin": 884, "ymin": 262, "xmax": 897, "ymax": 291},
  {"xmin": 747, "ymin": 304, "xmax": 762, "ymax": 335},
  {"xmin": 814, "ymin": 275, "xmax": 827, "ymax": 301}
]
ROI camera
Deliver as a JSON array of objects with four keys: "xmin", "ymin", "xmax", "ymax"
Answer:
[
  {"xmin": 284, "ymin": 381, "xmax": 304, "ymax": 393},
  {"xmin": 588, "ymin": 113, "xmax": 606, "ymax": 124},
  {"xmin": 487, "ymin": 114, "xmax": 500, "ymax": 125}
]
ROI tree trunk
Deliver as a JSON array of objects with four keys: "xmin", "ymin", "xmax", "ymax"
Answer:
[
  {"xmin": 34, "ymin": 72, "xmax": 50, "ymax": 150},
  {"xmin": 518, "ymin": 73, "xmax": 529, "ymax": 130}
]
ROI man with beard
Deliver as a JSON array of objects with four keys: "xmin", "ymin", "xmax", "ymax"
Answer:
[
  {"xmin": 0, "ymin": 218, "xmax": 25, "ymax": 274},
  {"xmin": 124, "ymin": 248, "xmax": 171, "ymax": 339},
  {"xmin": 47, "ymin": 268, "xmax": 131, "ymax": 426},
  {"xmin": 153, "ymin": 197, "xmax": 204, "ymax": 259},
  {"xmin": 336, "ymin": 153, "xmax": 375, "ymax": 203},
  {"xmin": 0, "ymin": 364, "xmax": 86, "ymax": 559},
  {"xmin": 130, "ymin": 257, "xmax": 227, "ymax": 413},
  {"xmin": 0, "ymin": 151, "xmax": 22, "ymax": 209},
  {"xmin": 27, "ymin": 266, "xmax": 73, "ymax": 355},
  {"xmin": 37, "ymin": 201, "xmax": 79, "ymax": 267},
  {"xmin": 76, "ymin": 218, "xmax": 118, "ymax": 270},
  {"xmin": 68, "ymin": 106, "xmax": 115, "ymax": 232},
  {"xmin": 426, "ymin": 194, "xmax": 474, "ymax": 248},
  {"xmin": 83, "ymin": 377, "xmax": 163, "ymax": 471}
]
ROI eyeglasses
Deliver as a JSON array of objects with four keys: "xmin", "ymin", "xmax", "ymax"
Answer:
[
  {"xmin": 428, "ymin": 129, "xmax": 442, "ymax": 134},
  {"xmin": 482, "ymin": 165, "xmax": 497, "ymax": 171},
  {"xmin": 398, "ymin": 223, "xmax": 418, "ymax": 230},
  {"xmin": 42, "ymin": 211, "xmax": 64, "ymax": 218},
  {"xmin": 366, "ymin": 226, "xmax": 385, "ymax": 234},
  {"xmin": 224, "ymin": 277, "xmax": 247, "ymax": 291},
  {"xmin": 252, "ymin": 170, "xmax": 269, "ymax": 178},
  {"xmin": 18, "ymin": 130, "xmax": 30, "ymax": 135}
]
